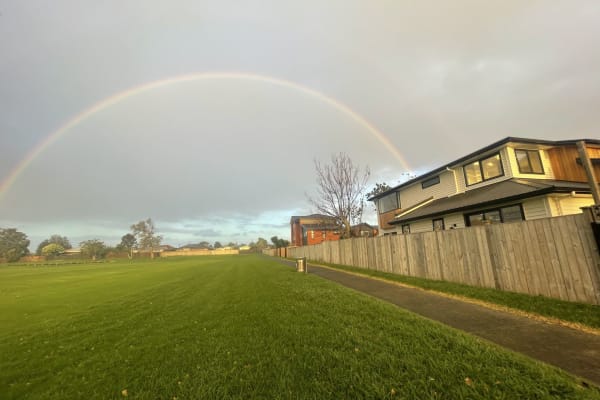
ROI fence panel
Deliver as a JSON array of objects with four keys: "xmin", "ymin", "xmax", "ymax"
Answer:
[{"xmin": 278, "ymin": 214, "xmax": 600, "ymax": 304}]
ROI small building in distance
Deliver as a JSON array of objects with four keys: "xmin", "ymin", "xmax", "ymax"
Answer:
[
  {"xmin": 350, "ymin": 223, "xmax": 379, "ymax": 238},
  {"xmin": 290, "ymin": 214, "xmax": 341, "ymax": 246}
]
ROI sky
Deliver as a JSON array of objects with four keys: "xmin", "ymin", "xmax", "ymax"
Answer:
[{"xmin": 1, "ymin": 1, "xmax": 600, "ymax": 250}]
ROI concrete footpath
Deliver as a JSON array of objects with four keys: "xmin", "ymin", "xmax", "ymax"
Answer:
[{"xmin": 277, "ymin": 258, "xmax": 600, "ymax": 386}]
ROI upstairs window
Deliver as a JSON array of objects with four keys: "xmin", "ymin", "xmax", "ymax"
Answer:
[
  {"xmin": 515, "ymin": 149, "xmax": 544, "ymax": 174},
  {"xmin": 421, "ymin": 175, "xmax": 440, "ymax": 189},
  {"xmin": 378, "ymin": 192, "xmax": 400, "ymax": 213},
  {"xmin": 463, "ymin": 153, "xmax": 504, "ymax": 186}
]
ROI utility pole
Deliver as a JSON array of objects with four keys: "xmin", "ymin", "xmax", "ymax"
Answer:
[{"xmin": 577, "ymin": 140, "xmax": 600, "ymax": 204}]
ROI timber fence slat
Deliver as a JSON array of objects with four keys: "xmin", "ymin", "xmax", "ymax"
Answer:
[{"xmin": 533, "ymin": 219, "xmax": 563, "ymax": 299}]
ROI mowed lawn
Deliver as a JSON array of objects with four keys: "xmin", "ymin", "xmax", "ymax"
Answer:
[{"xmin": 0, "ymin": 255, "xmax": 597, "ymax": 399}]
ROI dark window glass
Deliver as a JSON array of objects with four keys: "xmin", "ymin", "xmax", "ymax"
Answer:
[
  {"xmin": 379, "ymin": 192, "xmax": 399, "ymax": 213},
  {"xmin": 468, "ymin": 213, "xmax": 485, "ymax": 226},
  {"xmin": 402, "ymin": 224, "xmax": 410, "ymax": 234},
  {"xmin": 485, "ymin": 210, "xmax": 502, "ymax": 224},
  {"xmin": 501, "ymin": 205, "xmax": 523, "ymax": 222},
  {"xmin": 432, "ymin": 218, "xmax": 445, "ymax": 231},
  {"xmin": 515, "ymin": 149, "xmax": 544, "ymax": 174},
  {"xmin": 422, "ymin": 175, "xmax": 440, "ymax": 189},
  {"xmin": 466, "ymin": 204, "xmax": 524, "ymax": 226}
]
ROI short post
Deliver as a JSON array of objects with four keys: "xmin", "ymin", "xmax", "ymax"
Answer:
[{"xmin": 296, "ymin": 257, "xmax": 307, "ymax": 273}]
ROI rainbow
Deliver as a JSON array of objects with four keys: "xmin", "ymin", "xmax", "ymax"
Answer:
[{"xmin": 0, "ymin": 72, "xmax": 411, "ymax": 200}]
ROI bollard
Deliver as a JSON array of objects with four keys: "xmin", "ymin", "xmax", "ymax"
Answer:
[{"xmin": 296, "ymin": 257, "xmax": 307, "ymax": 273}]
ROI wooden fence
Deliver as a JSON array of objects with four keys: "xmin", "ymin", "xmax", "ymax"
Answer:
[{"xmin": 287, "ymin": 214, "xmax": 600, "ymax": 305}]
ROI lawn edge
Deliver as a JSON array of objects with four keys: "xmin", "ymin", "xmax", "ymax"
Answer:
[{"xmin": 300, "ymin": 259, "xmax": 600, "ymax": 336}]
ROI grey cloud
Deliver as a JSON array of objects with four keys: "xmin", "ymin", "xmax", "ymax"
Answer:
[{"xmin": 1, "ymin": 0, "xmax": 599, "ymax": 246}]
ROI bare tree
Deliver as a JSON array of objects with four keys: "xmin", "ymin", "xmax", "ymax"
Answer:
[{"xmin": 308, "ymin": 153, "xmax": 370, "ymax": 238}]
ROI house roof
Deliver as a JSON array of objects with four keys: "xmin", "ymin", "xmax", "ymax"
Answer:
[
  {"xmin": 369, "ymin": 136, "xmax": 600, "ymax": 201},
  {"xmin": 351, "ymin": 223, "xmax": 378, "ymax": 230},
  {"xmin": 301, "ymin": 223, "xmax": 340, "ymax": 230},
  {"xmin": 290, "ymin": 214, "xmax": 336, "ymax": 222},
  {"xmin": 389, "ymin": 178, "xmax": 591, "ymax": 225}
]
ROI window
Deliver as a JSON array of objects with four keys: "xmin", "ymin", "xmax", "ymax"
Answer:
[
  {"xmin": 421, "ymin": 175, "xmax": 440, "ymax": 189},
  {"xmin": 432, "ymin": 218, "xmax": 445, "ymax": 231},
  {"xmin": 378, "ymin": 192, "xmax": 400, "ymax": 213},
  {"xmin": 465, "ymin": 204, "xmax": 524, "ymax": 226},
  {"xmin": 402, "ymin": 224, "xmax": 410, "ymax": 234},
  {"xmin": 463, "ymin": 153, "xmax": 504, "ymax": 186},
  {"xmin": 515, "ymin": 149, "xmax": 544, "ymax": 174}
]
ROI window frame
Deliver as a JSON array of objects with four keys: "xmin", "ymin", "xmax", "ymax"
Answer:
[
  {"xmin": 378, "ymin": 192, "xmax": 400, "ymax": 214},
  {"xmin": 514, "ymin": 149, "xmax": 545, "ymax": 175},
  {"xmin": 464, "ymin": 203, "xmax": 525, "ymax": 227},
  {"xmin": 421, "ymin": 175, "xmax": 441, "ymax": 189},
  {"xmin": 432, "ymin": 218, "xmax": 445, "ymax": 231},
  {"xmin": 463, "ymin": 152, "xmax": 505, "ymax": 186}
]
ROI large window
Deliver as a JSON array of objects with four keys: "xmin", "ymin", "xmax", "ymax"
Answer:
[
  {"xmin": 465, "ymin": 204, "xmax": 524, "ymax": 226},
  {"xmin": 378, "ymin": 192, "xmax": 400, "ymax": 213},
  {"xmin": 515, "ymin": 149, "xmax": 544, "ymax": 174},
  {"xmin": 463, "ymin": 153, "xmax": 504, "ymax": 186}
]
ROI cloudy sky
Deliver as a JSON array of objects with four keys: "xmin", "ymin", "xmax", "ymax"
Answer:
[{"xmin": 1, "ymin": 1, "xmax": 599, "ymax": 249}]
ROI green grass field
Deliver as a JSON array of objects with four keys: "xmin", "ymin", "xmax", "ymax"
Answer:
[{"xmin": 0, "ymin": 255, "xmax": 598, "ymax": 399}]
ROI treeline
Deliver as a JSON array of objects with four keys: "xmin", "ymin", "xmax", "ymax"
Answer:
[
  {"xmin": 0, "ymin": 220, "xmax": 290, "ymax": 263},
  {"xmin": 0, "ymin": 218, "xmax": 161, "ymax": 263}
]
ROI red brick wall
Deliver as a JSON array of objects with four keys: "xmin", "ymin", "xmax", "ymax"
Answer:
[{"xmin": 306, "ymin": 229, "xmax": 340, "ymax": 245}]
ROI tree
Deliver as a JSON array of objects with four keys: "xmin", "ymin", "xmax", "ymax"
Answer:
[
  {"xmin": 255, "ymin": 237, "xmax": 269, "ymax": 251},
  {"xmin": 197, "ymin": 241, "xmax": 211, "ymax": 250},
  {"xmin": 213, "ymin": 241, "xmax": 222, "ymax": 249},
  {"xmin": 117, "ymin": 233, "xmax": 137, "ymax": 259},
  {"xmin": 270, "ymin": 236, "xmax": 290, "ymax": 248},
  {"xmin": 366, "ymin": 182, "xmax": 392, "ymax": 211},
  {"xmin": 36, "ymin": 234, "xmax": 72, "ymax": 255},
  {"xmin": 80, "ymin": 239, "xmax": 107, "ymax": 261},
  {"xmin": 41, "ymin": 243, "xmax": 65, "ymax": 258},
  {"xmin": 131, "ymin": 218, "xmax": 162, "ymax": 259},
  {"xmin": 307, "ymin": 153, "xmax": 370, "ymax": 238},
  {"xmin": 0, "ymin": 228, "xmax": 30, "ymax": 262}
]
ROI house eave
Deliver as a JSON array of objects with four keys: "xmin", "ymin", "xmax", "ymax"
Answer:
[{"xmin": 389, "ymin": 186, "xmax": 589, "ymax": 225}]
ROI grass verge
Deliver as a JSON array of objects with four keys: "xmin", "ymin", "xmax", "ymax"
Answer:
[
  {"xmin": 1, "ymin": 254, "xmax": 598, "ymax": 399},
  {"xmin": 308, "ymin": 260, "xmax": 600, "ymax": 330}
]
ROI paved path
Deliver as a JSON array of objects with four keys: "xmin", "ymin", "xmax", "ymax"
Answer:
[{"xmin": 278, "ymin": 259, "xmax": 600, "ymax": 386}]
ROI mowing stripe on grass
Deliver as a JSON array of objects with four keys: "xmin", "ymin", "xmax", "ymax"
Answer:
[{"xmin": 1, "ymin": 255, "xmax": 598, "ymax": 399}]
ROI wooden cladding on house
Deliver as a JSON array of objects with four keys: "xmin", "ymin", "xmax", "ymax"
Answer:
[
  {"xmin": 378, "ymin": 209, "xmax": 400, "ymax": 230},
  {"xmin": 548, "ymin": 145, "xmax": 600, "ymax": 183}
]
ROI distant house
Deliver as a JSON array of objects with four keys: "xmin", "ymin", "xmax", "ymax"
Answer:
[
  {"xmin": 290, "ymin": 214, "xmax": 341, "ymax": 246},
  {"xmin": 369, "ymin": 137, "xmax": 600, "ymax": 235},
  {"xmin": 350, "ymin": 223, "xmax": 379, "ymax": 238},
  {"xmin": 62, "ymin": 248, "xmax": 82, "ymax": 257}
]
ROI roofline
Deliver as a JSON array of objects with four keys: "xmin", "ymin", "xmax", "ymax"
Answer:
[
  {"xmin": 388, "ymin": 185, "xmax": 590, "ymax": 225},
  {"xmin": 369, "ymin": 136, "xmax": 600, "ymax": 201}
]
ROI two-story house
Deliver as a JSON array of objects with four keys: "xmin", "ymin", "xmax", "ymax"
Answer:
[
  {"xmin": 290, "ymin": 214, "xmax": 341, "ymax": 246},
  {"xmin": 370, "ymin": 137, "xmax": 600, "ymax": 235}
]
